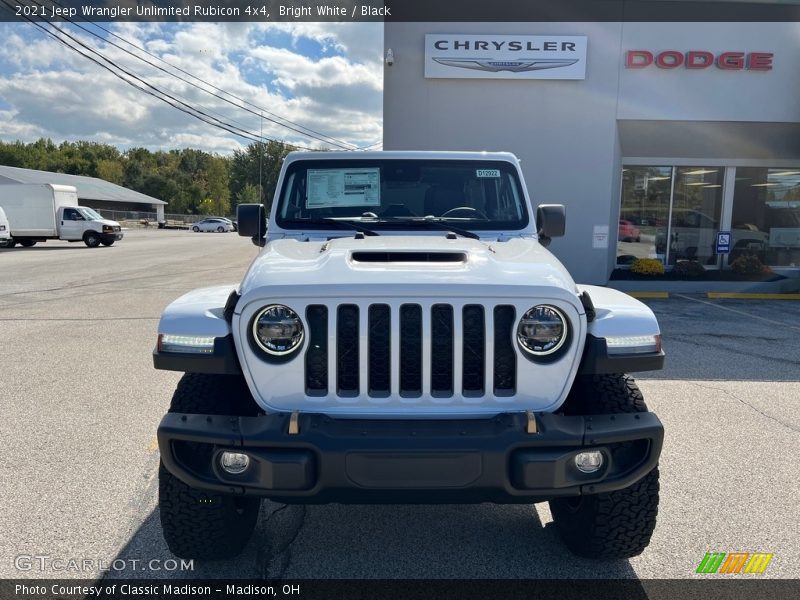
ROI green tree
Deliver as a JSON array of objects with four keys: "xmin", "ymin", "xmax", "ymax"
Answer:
[
  {"xmin": 204, "ymin": 156, "xmax": 231, "ymax": 216},
  {"xmin": 230, "ymin": 141, "xmax": 295, "ymax": 211},
  {"xmin": 96, "ymin": 159, "xmax": 125, "ymax": 184},
  {"xmin": 235, "ymin": 183, "xmax": 260, "ymax": 206}
]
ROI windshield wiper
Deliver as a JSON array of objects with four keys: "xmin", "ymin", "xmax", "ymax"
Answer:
[
  {"xmin": 283, "ymin": 218, "xmax": 379, "ymax": 236},
  {"xmin": 377, "ymin": 217, "xmax": 480, "ymax": 240}
]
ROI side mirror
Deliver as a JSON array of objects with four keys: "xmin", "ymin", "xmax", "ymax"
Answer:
[
  {"xmin": 536, "ymin": 204, "xmax": 565, "ymax": 247},
  {"xmin": 237, "ymin": 204, "xmax": 267, "ymax": 247}
]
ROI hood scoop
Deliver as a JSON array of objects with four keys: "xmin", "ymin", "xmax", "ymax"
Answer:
[{"xmin": 350, "ymin": 251, "xmax": 467, "ymax": 263}]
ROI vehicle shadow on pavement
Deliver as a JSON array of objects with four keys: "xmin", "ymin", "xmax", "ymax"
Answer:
[{"xmin": 109, "ymin": 502, "xmax": 641, "ymax": 580}]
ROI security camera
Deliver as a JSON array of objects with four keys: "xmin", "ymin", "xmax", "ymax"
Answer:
[{"xmin": 385, "ymin": 49, "xmax": 394, "ymax": 67}]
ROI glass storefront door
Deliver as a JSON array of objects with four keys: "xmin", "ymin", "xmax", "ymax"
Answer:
[{"xmin": 667, "ymin": 168, "xmax": 724, "ymax": 265}]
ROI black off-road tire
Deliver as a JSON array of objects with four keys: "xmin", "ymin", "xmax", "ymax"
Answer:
[
  {"xmin": 159, "ymin": 373, "xmax": 262, "ymax": 560},
  {"xmin": 549, "ymin": 374, "xmax": 660, "ymax": 559},
  {"xmin": 83, "ymin": 232, "xmax": 101, "ymax": 248},
  {"xmin": 19, "ymin": 239, "xmax": 37, "ymax": 247}
]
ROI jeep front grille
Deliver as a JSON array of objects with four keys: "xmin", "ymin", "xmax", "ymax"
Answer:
[
  {"xmin": 368, "ymin": 304, "xmax": 391, "ymax": 397},
  {"xmin": 430, "ymin": 304, "xmax": 454, "ymax": 396},
  {"xmin": 304, "ymin": 303, "xmax": 517, "ymax": 399},
  {"xmin": 336, "ymin": 305, "xmax": 359, "ymax": 397}
]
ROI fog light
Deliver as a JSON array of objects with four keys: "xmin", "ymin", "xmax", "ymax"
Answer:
[
  {"xmin": 220, "ymin": 452, "xmax": 250, "ymax": 474},
  {"xmin": 575, "ymin": 451, "xmax": 604, "ymax": 473}
]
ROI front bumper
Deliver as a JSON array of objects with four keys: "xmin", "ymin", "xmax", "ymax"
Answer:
[
  {"xmin": 158, "ymin": 411, "xmax": 663, "ymax": 503},
  {"xmin": 101, "ymin": 232, "xmax": 124, "ymax": 242}
]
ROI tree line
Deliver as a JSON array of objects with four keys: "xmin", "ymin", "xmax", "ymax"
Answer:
[{"xmin": 0, "ymin": 138, "xmax": 297, "ymax": 216}]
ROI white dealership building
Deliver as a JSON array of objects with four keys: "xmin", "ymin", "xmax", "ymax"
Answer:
[{"xmin": 383, "ymin": 15, "xmax": 800, "ymax": 286}]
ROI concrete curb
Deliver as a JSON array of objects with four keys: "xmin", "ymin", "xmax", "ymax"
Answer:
[{"xmin": 625, "ymin": 291, "xmax": 800, "ymax": 300}]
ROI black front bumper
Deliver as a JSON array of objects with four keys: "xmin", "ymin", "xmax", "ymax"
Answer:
[{"xmin": 158, "ymin": 411, "xmax": 663, "ymax": 504}]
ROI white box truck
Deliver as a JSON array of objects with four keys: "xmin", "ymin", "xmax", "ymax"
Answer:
[
  {"xmin": 0, "ymin": 206, "xmax": 9, "ymax": 244},
  {"xmin": 0, "ymin": 184, "xmax": 123, "ymax": 248}
]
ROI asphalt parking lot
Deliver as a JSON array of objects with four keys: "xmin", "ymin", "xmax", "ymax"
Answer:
[{"xmin": 1, "ymin": 229, "xmax": 798, "ymax": 580}]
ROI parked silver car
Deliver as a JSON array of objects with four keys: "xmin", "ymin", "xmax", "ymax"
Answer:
[{"xmin": 191, "ymin": 218, "xmax": 234, "ymax": 233}]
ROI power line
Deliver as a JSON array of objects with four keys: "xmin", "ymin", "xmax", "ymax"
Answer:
[
  {"xmin": 44, "ymin": 0, "xmax": 365, "ymax": 150},
  {"xmin": 18, "ymin": 0, "xmax": 275, "ymax": 144},
  {"xmin": 2, "ymin": 0, "xmax": 318, "ymax": 150}
]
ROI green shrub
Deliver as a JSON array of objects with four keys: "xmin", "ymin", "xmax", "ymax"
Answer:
[
  {"xmin": 673, "ymin": 260, "xmax": 705, "ymax": 278},
  {"xmin": 630, "ymin": 258, "xmax": 665, "ymax": 276}
]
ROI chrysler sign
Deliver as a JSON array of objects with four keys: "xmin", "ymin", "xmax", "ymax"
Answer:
[{"xmin": 424, "ymin": 34, "xmax": 587, "ymax": 80}]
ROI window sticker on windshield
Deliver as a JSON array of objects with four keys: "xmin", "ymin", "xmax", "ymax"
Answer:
[
  {"xmin": 306, "ymin": 168, "xmax": 381, "ymax": 208},
  {"xmin": 476, "ymin": 169, "xmax": 500, "ymax": 178}
]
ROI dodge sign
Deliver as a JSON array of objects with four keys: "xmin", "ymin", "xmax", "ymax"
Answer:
[{"xmin": 425, "ymin": 34, "xmax": 588, "ymax": 80}]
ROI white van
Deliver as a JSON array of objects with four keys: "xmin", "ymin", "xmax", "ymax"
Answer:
[{"xmin": 0, "ymin": 184, "xmax": 123, "ymax": 248}]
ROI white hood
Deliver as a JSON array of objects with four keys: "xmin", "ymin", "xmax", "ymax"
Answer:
[{"xmin": 240, "ymin": 236, "xmax": 578, "ymax": 300}]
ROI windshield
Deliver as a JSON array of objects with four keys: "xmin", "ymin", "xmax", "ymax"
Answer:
[
  {"xmin": 275, "ymin": 159, "xmax": 529, "ymax": 231},
  {"xmin": 78, "ymin": 207, "xmax": 104, "ymax": 221}
]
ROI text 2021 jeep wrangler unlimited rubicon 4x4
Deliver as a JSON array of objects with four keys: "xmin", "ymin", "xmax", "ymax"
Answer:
[{"xmin": 154, "ymin": 151, "xmax": 664, "ymax": 560}]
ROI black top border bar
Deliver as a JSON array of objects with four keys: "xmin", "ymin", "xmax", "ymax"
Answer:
[{"xmin": 2, "ymin": 0, "xmax": 800, "ymax": 22}]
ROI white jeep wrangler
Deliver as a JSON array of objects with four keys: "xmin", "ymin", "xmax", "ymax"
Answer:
[{"xmin": 154, "ymin": 151, "xmax": 664, "ymax": 560}]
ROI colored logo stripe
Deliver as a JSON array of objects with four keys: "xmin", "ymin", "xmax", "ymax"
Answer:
[
  {"xmin": 696, "ymin": 552, "xmax": 773, "ymax": 574},
  {"xmin": 744, "ymin": 553, "xmax": 774, "ymax": 574},
  {"xmin": 697, "ymin": 553, "xmax": 726, "ymax": 573},
  {"xmin": 719, "ymin": 553, "xmax": 749, "ymax": 574}
]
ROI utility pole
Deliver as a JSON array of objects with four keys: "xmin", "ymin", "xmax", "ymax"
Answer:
[{"xmin": 259, "ymin": 112, "xmax": 264, "ymax": 205}]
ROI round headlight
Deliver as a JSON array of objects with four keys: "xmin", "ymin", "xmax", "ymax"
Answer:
[
  {"xmin": 252, "ymin": 305, "xmax": 304, "ymax": 356},
  {"xmin": 517, "ymin": 305, "xmax": 568, "ymax": 356}
]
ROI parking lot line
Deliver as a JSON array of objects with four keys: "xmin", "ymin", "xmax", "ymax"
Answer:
[{"xmin": 675, "ymin": 294, "xmax": 800, "ymax": 331}]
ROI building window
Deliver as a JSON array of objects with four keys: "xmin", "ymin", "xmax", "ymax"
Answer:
[
  {"xmin": 731, "ymin": 168, "xmax": 800, "ymax": 267},
  {"xmin": 617, "ymin": 165, "xmax": 724, "ymax": 266},
  {"xmin": 617, "ymin": 166, "xmax": 671, "ymax": 265}
]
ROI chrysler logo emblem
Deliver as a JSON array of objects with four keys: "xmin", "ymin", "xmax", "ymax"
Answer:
[{"xmin": 432, "ymin": 58, "xmax": 579, "ymax": 73}]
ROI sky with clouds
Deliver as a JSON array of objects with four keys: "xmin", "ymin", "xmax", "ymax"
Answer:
[{"xmin": 0, "ymin": 21, "xmax": 383, "ymax": 154}]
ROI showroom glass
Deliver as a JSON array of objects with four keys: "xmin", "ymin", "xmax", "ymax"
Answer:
[
  {"xmin": 618, "ymin": 166, "xmax": 723, "ymax": 266},
  {"xmin": 617, "ymin": 166, "xmax": 672, "ymax": 265},
  {"xmin": 732, "ymin": 168, "xmax": 800, "ymax": 266},
  {"xmin": 275, "ymin": 160, "xmax": 529, "ymax": 231},
  {"xmin": 667, "ymin": 167, "xmax": 724, "ymax": 265}
]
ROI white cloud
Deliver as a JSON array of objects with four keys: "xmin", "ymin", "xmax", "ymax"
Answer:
[{"xmin": 0, "ymin": 22, "xmax": 383, "ymax": 154}]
